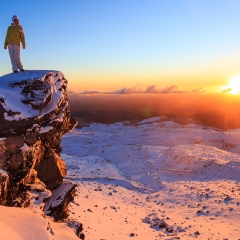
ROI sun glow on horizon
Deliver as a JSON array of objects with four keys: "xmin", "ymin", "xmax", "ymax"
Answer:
[{"xmin": 229, "ymin": 75, "xmax": 240, "ymax": 94}]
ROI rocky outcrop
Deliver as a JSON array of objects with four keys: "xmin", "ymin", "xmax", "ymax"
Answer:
[
  {"xmin": 44, "ymin": 181, "xmax": 76, "ymax": 221},
  {"xmin": 0, "ymin": 170, "xmax": 9, "ymax": 205},
  {"xmin": 0, "ymin": 70, "xmax": 77, "ymax": 216}
]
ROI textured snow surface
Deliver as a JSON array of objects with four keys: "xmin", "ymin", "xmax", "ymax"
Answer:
[{"xmin": 62, "ymin": 117, "xmax": 240, "ymax": 239}]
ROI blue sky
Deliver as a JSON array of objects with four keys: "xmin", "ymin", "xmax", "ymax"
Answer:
[{"xmin": 1, "ymin": 0, "xmax": 240, "ymax": 92}]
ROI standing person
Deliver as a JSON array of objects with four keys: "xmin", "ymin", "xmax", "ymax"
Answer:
[{"xmin": 4, "ymin": 15, "xmax": 26, "ymax": 73}]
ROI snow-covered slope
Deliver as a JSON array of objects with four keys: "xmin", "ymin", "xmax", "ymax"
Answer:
[
  {"xmin": 61, "ymin": 117, "xmax": 240, "ymax": 239},
  {"xmin": 0, "ymin": 206, "xmax": 79, "ymax": 240}
]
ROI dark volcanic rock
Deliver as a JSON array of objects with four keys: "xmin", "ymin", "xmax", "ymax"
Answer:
[
  {"xmin": 44, "ymin": 181, "xmax": 76, "ymax": 221},
  {"xmin": 0, "ymin": 170, "xmax": 9, "ymax": 205},
  {"xmin": 0, "ymin": 70, "xmax": 77, "ymax": 214},
  {"xmin": 35, "ymin": 150, "xmax": 67, "ymax": 190}
]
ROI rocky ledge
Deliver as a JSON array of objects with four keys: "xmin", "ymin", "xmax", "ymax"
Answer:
[{"xmin": 0, "ymin": 70, "xmax": 77, "ymax": 221}]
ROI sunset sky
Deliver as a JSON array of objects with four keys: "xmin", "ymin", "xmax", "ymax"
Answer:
[{"xmin": 0, "ymin": 0, "xmax": 240, "ymax": 93}]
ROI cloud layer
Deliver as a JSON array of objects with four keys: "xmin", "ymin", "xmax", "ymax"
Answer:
[{"xmin": 77, "ymin": 85, "xmax": 206, "ymax": 95}]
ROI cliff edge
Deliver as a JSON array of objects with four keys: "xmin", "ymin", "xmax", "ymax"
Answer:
[{"xmin": 0, "ymin": 70, "xmax": 77, "ymax": 220}]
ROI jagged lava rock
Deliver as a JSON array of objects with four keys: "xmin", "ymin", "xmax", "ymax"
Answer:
[
  {"xmin": 44, "ymin": 181, "xmax": 76, "ymax": 221},
  {"xmin": 0, "ymin": 70, "xmax": 77, "ymax": 212}
]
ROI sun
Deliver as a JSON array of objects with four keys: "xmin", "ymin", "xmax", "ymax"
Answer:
[{"xmin": 229, "ymin": 75, "xmax": 240, "ymax": 94}]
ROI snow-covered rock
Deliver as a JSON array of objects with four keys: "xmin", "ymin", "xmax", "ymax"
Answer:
[
  {"xmin": 44, "ymin": 181, "xmax": 77, "ymax": 221},
  {"xmin": 0, "ymin": 71, "xmax": 77, "ymax": 218}
]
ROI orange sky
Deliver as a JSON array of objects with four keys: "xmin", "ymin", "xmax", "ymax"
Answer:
[{"xmin": 66, "ymin": 67, "xmax": 236, "ymax": 93}]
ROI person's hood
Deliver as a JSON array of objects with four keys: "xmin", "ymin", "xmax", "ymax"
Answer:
[{"xmin": 12, "ymin": 15, "xmax": 19, "ymax": 24}]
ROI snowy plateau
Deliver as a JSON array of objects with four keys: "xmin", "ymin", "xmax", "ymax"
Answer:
[{"xmin": 60, "ymin": 117, "xmax": 240, "ymax": 240}]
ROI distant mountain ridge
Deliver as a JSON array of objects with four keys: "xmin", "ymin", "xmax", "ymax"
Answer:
[{"xmin": 69, "ymin": 93, "xmax": 240, "ymax": 130}]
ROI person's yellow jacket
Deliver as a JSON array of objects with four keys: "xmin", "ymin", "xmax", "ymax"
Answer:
[{"xmin": 4, "ymin": 24, "xmax": 26, "ymax": 48}]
